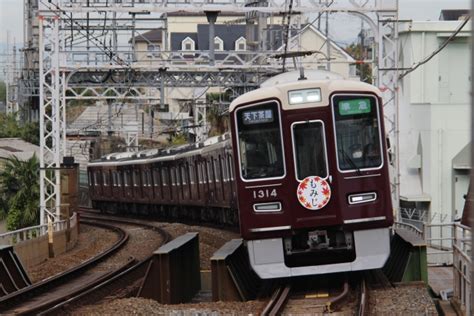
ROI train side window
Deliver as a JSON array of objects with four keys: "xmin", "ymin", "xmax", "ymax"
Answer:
[
  {"xmin": 142, "ymin": 170, "xmax": 147, "ymax": 187},
  {"xmin": 197, "ymin": 163, "xmax": 202, "ymax": 184},
  {"xmin": 161, "ymin": 168, "xmax": 168, "ymax": 186},
  {"xmin": 189, "ymin": 164, "xmax": 195, "ymax": 184},
  {"xmin": 221, "ymin": 156, "xmax": 228, "ymax": 182},
  {"xmin": 228, "ymin": 155, "xmax": 234, "ymax": 181},
  {"xmin": 94, "ymin": 172, "xmax": 99, "ymax": 186},
  {"xmin": 207, "ymin": 160, "xmax": 213, "ymax": 183},
  {"xmin": 171, "ymin": 168, "xmax": 176, "ymax": 186},
  {"xmin": 214, "ymin": 158, "xmax": 220, "ymax": 183},
  {"xmin": 291, "ymin": 121, "xmax": 328, "ymax": 180},
  {"xmin": 181, "ymin": 165, "xmax": 187, "ymax": 185},
  {"xmin": 117, "ymin": 171, "xmax": 122, "ymax": 187},
  {"xmin": 133, "ymin": 170, "xmax": 139, "ymax": 187},
  {"xmin": 153, "ymin": 169, "xmax": 159, "ymax": 186},
  {"xmin": 103, "ymin": 172, "xmax": 108, "ymax": 186},
  {"xmin": 235, "ymin": 101, "xmax": 285, "ymax": 180},
  {"xmin": 124, "ymin": 171, "xmax": 129, "ymax": 187},
  {"xmin": 147, "ymin": 170, "xmax": 152, "ymax": 187},
  {"xmin": 112, "ymin": 172, "xmax": 116, "ymax": 187},
  {"xmin": 88, "ymin": 172, "xmax": 93, "ymax": 186}
]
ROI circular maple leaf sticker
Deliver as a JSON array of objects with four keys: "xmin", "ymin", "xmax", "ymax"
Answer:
[{"xmin": 297, "ymin": 176, "xmax": 331, "ymax": 210}]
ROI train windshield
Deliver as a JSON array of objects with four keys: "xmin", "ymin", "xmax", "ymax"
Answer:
[
  {"xmin": 236, "ymin": 102, "xmax": 285, "ymax": 180},
  {"xmin": 333, "ymin": 95, "xmax": 383, "ymax": 171}
]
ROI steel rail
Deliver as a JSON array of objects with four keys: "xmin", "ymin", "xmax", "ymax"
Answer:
[
  {"xmin": 35, "ymin": 210, "xmax": 173, "ymax": 314},
  {"xmin": 358, "ymin": 277, "xmax": 368, "ymax": 316},
  {"xmin": 0, "ymin": 221, "xmax": 129, "ymax": 313},
  {"xmin": 261, "ymin": 284, "xmax": 292, "ymax": 316}
]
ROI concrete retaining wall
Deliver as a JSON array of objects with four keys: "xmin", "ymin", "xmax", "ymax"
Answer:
[{"xmin": 13, "ymin": 221, "xmax": 79, "ymax": 268}]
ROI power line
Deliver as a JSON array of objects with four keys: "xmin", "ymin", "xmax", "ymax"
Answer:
[{"xmin": 399, "ymin": 16, "xmax": 470, "ymax": 80}]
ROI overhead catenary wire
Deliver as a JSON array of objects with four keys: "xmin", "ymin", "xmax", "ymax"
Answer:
[{"xmin": 398, "ymin": 16, "xmax": 470, "ymax": 80}]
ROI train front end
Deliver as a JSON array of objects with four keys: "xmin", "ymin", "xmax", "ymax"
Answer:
[{"xmin": 229, "ymin": 79, "xmax": 393, "ymax": 278}]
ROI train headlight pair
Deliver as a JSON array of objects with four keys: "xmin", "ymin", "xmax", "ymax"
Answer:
[{"xmin": 288, "ymin": 88, "xmax": 322, "ymax": 105}]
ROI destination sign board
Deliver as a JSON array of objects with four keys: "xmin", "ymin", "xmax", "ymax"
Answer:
[
  {"xmin": 338, "ymin": 98, "xmax": 371, "ymax": 115},
  {"xmin": 242, "ymin": 109, "xmax": 274, "ymax": 125}
]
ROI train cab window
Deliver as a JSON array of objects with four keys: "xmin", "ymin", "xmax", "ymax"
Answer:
[
  {"xmin": 236, "ymin": 102, "xmax": 285, "ymax": 180},
  {"xmin": 332, "ymin": 95, "xmax": 383, "ymax": 171},
  {"xmin": 292, "ymin": 121, "xmax": 328, "ymax": 180}
]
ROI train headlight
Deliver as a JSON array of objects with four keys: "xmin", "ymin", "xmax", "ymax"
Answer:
[
  {"xmin": 348, "ymin": 192, "xmax": 377, "ymax": 205},
  {"xmin": 253, "ymin": 202, "xmax": 282, "ymax": 212},
  {"xmin": 288, "ymin": 88, "xmax": 322, "ymax": 105}
]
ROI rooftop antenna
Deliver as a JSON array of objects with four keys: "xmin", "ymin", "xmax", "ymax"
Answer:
[{"xmin": 298, "ymin": 67, "xmax": 307, "ymax": 80}]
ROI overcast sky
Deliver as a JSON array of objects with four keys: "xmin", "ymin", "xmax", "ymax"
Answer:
[{"xmin": 0, "ymin": 0, "xmax": 470, "ymax": 45}]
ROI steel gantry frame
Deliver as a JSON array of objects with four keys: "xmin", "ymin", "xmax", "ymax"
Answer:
[{"xmin": 37, "ymin": 0, "xmax": 400, "ymax": 225}]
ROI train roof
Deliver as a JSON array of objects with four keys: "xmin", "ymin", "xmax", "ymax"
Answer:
[
  {"xmin": 229, "ymin": 77, "xmax": 382, "ymax": 112},
  {"xmin": 88, "ymin": 133, "xmax": 231, "ymax": 167}
]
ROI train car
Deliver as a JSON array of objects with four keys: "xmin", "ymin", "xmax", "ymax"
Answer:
[
  {"xmin": 88, "ymin": 71, "xmax": 393, "ymax": 279},
  {"xmin": 88, "ymin": 135, "xmax": 237, "ymax": 223},
  {"xmin": 229, "ymin": 73, "xmax": 393, "ymax": 278}
]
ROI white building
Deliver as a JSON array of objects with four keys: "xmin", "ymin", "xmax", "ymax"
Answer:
[{"xmin": 397, "ymin": 18, "xmax": 470, "ymax": 223}]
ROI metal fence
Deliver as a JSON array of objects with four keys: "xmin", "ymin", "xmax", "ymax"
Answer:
[
  {"xmin": 0, "ymin": 213, "xmax": 77, "ymax": 245},
  {"xmin": 452, "ymin": 223, "xmax": 471, "ymax": 315}
]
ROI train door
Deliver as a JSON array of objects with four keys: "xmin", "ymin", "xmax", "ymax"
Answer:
[{"xmin": 286, "ymin": 112, "xmax": 341, "ymax": 229}]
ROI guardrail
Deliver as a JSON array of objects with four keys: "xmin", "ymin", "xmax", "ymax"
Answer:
[{"xmin": 0, "ymin": 213, "xmax": 77, "ymax": 246}]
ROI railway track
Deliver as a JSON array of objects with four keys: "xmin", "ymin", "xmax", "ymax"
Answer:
[
  {"xmin": 261, "ymin": 275, "xmax": 367, "ymax": 316},
  {"xmin": 0, "ymin": 211, "xmax": 171, "ymax": 315}
]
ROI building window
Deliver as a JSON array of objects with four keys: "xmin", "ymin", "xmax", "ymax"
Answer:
[
  {"xmin": 214, "ymin": 36, "xmax": 224, "ymax": 51},
  {"xmin": 147, "ymin": 44, "xmax": 160, "ymax": 57},
  {"xmin": 182, "ymin": 37, "xmax": 195, "ymax": 51},
  {"xmin": 235, "ymin": 37, "xmax": 246, "ymax": 51}
]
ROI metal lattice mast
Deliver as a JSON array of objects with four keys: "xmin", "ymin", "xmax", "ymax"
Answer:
[
  {"xmin": 375, "ymin": 1, "xmax": 400, "ymax": 215},
  {"xmin": 39, "ymin": 14, "xmax": 64, "ymax": 225}
]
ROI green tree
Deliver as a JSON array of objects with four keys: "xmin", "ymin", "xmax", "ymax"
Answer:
[
  {"xmin": 0, "ymin": 113, "xmax": 39, "ymax": 145},
  {"xmin": 0, "ymin": 155, "xmax": 40, "ymax": 230},
  {"xmin": 345, "ymin": 43, "xmax": 373, "ymax": 84},
  {"xmin": 0, "ymin": 81, "xmax": 6, "ymax": 103}
]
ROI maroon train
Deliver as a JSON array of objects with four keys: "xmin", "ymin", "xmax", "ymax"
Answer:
[{"xmin": 88, "ymin": 74, "xmax": 393, "ymax": 278}]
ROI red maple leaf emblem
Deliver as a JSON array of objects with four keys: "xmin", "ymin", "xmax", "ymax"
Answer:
[
  {"xmin": 298, "ymin": 190, "xmax": 303, "ymax": 195},
  {"xmin": 299, "ymin": 196, "xmax": 306, "ymax": 203},
  {"xmin": 305, "ymin": 202, "xmax": 311, "ymax": 208},
  {"xmin": 323, "ymin": 198, "xmax": 329, "ymax": 204},
  {"xmin": 322, "ymin": 188, "xmax": 330, "ymax": 196},
  {"xmin": 299, "ymin": 182, "xmax": 308, "ymax": 190},
  {"xmin": 317, "ymin": 204, "xmax": 324, "ymax": 209}
]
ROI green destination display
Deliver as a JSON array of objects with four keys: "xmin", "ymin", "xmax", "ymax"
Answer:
[{"xmin": 338, "ymin": 98, "xmax": 371, "ymax": 115}]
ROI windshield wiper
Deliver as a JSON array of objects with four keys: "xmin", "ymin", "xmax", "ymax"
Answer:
[{"xmin": 340, "ymin": 148, "xmax": 362, "ymax": 176}]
